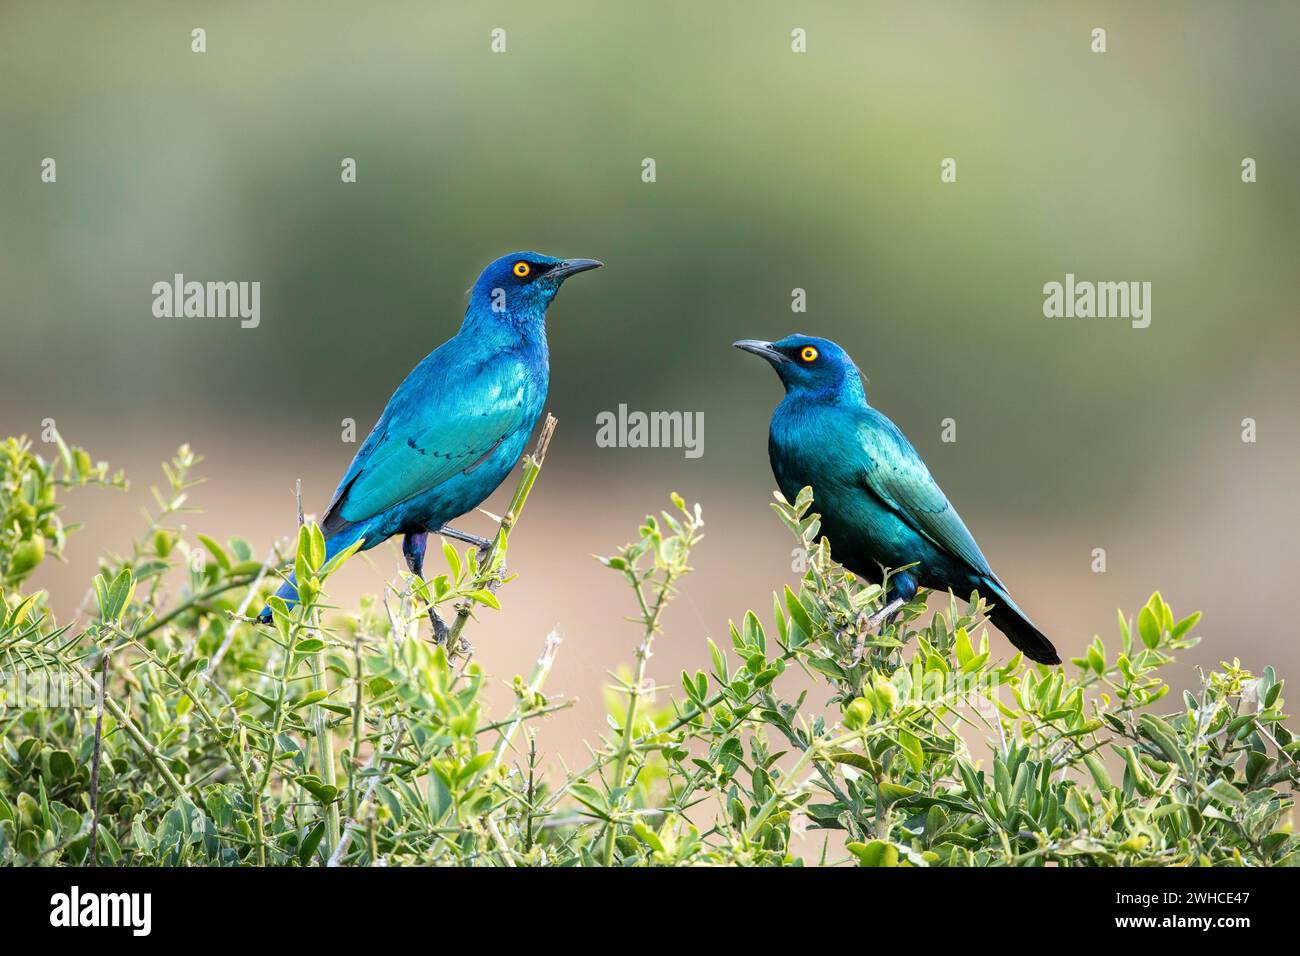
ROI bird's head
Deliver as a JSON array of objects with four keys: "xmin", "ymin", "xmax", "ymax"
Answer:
[
  {"xmin": 733, "ymin": 334, "xmax": 867, "ymax": 402},
  {"xmin": 467, "ymin": 251, "xmax": 602, "ymax": 334}
]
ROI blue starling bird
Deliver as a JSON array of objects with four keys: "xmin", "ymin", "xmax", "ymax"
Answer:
[
  {"xmin": 256, "ymin": 251, "xmax": 602, "ymax": 634},
  {"xmin": 734, "ymin": 334, "xmax": 1060, "ymax": 664}
]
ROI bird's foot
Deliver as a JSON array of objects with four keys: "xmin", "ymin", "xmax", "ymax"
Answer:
[
  {"xmin": 428, "ymin": 605, "xmax": 451, "ymax": 645},
  {"xmin": 857, "ymin": 597, "xmax": 906, "ymax": 634},
  {"xmin": 481, "ymin": 546, "xmax": 507, "ymax": 592}
]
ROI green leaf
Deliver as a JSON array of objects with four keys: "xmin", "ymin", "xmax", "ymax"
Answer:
[
  {"xmin": 568, "ymin": 783, "xmax": 611, "ymax": 820},
  {"xmin": 681, "ymin": 671, "xmax": 700, "ymax": 702},
  {"xmin": 292, "ymin": 690, "xmax": 328, "ymax": 709},
  {"xmin": 320, "ymin": 536, "xmax": 365, "ymax": 577},
  {"xmin": 298, "ymin": 822, "xmax": 325, "ymax": 865},
  {"xmin": 878, "ymin": 781, "xmax": 921, "ymax": 804},
  {"xmin": 1121, "ymin": 746, "xmax": 1155, "ymax": 797},
  {"xmin": 784, "ymin": 586, "xmax": 816, "ymax": 639},
  {"xmin": 1137, "ymin": 714, "xmax": 1192, "ymax": 778},
  {"xmin": 197, "ymin": 534, "xmax": 231, "ymax": 571},
  {"xmin": 295, "ymin": 775, "xmax": 340, "ymax": 803},
  {"xmin": 828, "ymin": 750, "xmax": 881, "ymax": 775},
  {"xmin": 897, "ymin": 730, "xmax": 924, "ymax": 772},
  {"xmin": 847, "ymin": 840, "xmax": 899, "ymax": 867},
  {"xmin": 1137, "ymin": 606, "xmax": 1161, "ymax": 650},
  {"xmin": 954, "ymin": 627, "xmax": 974, "ymax": 668},
  {"xmin": 294, "ymin": 525, "xmax": 313, "ymax": 584},
  {"xmin": 1083, "ymin": 754, "xmax": 1113, "ymax": 791},
  {"xmin": 466, "ymin": 589, "xmax": 500, "ymax": 610},
  {"xmin": 707, "ymin": 637, "xmax": 729, "ymax": 682},
  {"xmin": 308, "ymin": 523, "xmax": 327, "ymax": 571},
  {"xmin": 1204, "ymin": 779, "xmax": 1244, "ymax": 807},
  {"xmin": 1264, "ymin": 680, "xmax": 1283, "ymax": 710},
  {"xmin": 442, "ymin": 540, "xmax": 462, "ymax": 582},
  {"xmin": 47, "ymin": 750, "xmax": 75, "ymax": 781},
  {"xmin": 94, "ymin": 568, "xmax": 136, "ymax": 625},
  {"xmin": 427, "ymin": 775, "xmax": 452, "ymax": 822},
  {"xmin": 632, "ymin": 821, "xmax": 665, "ymax": 854},
  {"xmin": 1170, "ymin": 611, "xmax": 1201, "ymax": 641},
  {"xmin": 456, "ymin": 752, "xmax": 493, "ymax": 784}
]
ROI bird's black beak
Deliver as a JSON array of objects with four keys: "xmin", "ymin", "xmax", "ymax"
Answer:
[
  {"xmin": 547, "ymin": 258, "xmax": 604, "ymax": 281},
  {"xmin": 733, "ymin": 339, "xmax": 790, "ymax": 364}
]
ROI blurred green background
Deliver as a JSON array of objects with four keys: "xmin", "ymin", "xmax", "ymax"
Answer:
[{"xmin": 3, "ymin": 2, "xmax": 1298, "ymax": 761}]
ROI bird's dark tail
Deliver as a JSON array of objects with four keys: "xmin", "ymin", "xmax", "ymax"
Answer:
[
  {"xmin": 255, "ymin": 576, "xmax": 299, "ymax": 625},
  {"xmin": 254, "ymin": 526, "xmax": 368, "ymax": 625},
  {"xmin": 983, "ymin": 583, "xmax": 1061, "ymax": 665}
]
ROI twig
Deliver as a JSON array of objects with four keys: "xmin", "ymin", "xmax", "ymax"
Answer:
[
  {"xmin": 485, "ymin": 814, "xmax": 518, "ymax": 867},
  {"xmin": 87, "ymin": 649, "xmax": 108, "ymax": 866},
  {"xmin": 309, "ymin": 608, "xmax": 340, "ymax": 857},
  {"xmin": 328, "ymin": 724, "xmax": 407, "ymax": 867},
  {"xmin": 251, "ymin": 606, "xmax": 306, "ymax": 865},
  {"xmin": 207, "ymin": 546, "xmax": 277, "ymax": 676},
  {"xmin": 601, "ymin": 561, "xmax": 679, "ymax": 864},
  {"xmin": 77, "ymin": 654, "xmax": 195, "ymax": 802},
  {"xmin": 491, "ymin": 628, "xmax": 562, "ymax": 767},
  {"xmin": 135, "ymin": 577, "xmax": 258, "ymax": 640},
  {"xmin": 443, "ymin": 415, "xmax": 558, "ymax": 658},
  {"xmin": 745, "ymin": 728, "xmax": 859, "ymax": 841},
  {"xmin": 478, "ymin": 628, "xmax": 563, "ymax": 867},
  {"xmin": 347, "ymin": 633, "xmax": 365, "ymax": 822}
]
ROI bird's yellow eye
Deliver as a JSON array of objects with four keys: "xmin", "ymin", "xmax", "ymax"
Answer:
[
  {"xmin": 800, "ymin": 346, "xmax": 819, "ymax": 362},
  {"xmin": 513, "ymin": 261, "xmax": 531, "ymax": 278}
]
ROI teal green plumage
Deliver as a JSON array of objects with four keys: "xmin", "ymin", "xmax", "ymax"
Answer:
[{"xmin": 736, "ymin": 334, "xmax": 1060, "ymax": 664}]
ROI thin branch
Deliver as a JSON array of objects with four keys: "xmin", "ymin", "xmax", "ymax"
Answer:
[{"xmin": 87, "ymin": 649, "xmax": 108, "ymax": 866}]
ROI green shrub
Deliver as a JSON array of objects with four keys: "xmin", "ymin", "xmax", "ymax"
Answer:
[{"xmin": 0, "ymin": 431, "xmax": 1296, "ymax": 866}]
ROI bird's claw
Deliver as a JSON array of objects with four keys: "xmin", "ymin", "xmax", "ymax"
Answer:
[
  {"xmin": 426, "ymin": 604, "xmax": 470, "ymax": 660},
  {"xmin": 479, "ymin": 545, "xmax": 506, "ymax": 589},
  {"xmin": 428, "ymin": 606, "xmax": 450, "ymax": 645},
  {"xmin": 857, "ymin": 597, "xmax": 905, "ymax": 634}
]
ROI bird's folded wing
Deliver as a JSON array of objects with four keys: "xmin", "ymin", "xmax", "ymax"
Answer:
[
  {"xmin": 323, "ymin": 359, "xmax": 530, "ymax": 530},
  {"xmin": 855, "ymin": 412, "xmax": 997, "ymax": 581}
]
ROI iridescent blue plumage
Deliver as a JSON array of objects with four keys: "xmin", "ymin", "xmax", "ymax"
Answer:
[
  {"xmin": 735, "ymin": 334, "xmax": 1060, "ymax": 664},
  {"xmin": 257, "ymin": 251, "xmax": 601, "ymax": 626}
]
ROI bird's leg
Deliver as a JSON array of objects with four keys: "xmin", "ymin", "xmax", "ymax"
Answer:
[
  {"xmin": 437, "ymin": 524, "xmax": 502, "ymax": 580},
  {"xmin": 857, "ymin": 597, "xmax": 905, "ymax": 635},
  {"xmin": 436, "ymin": 525, "xmax": 492, "ymax": 550},
  {"xmin": 403, "ymin": 532, "xmax": 449, "ymax": 645},
  {"xmin": 427, "ymin": 606, "xmax": 450, "ymax": 646},
  {"xmin": 857, "ymin": 571, "xmax": 918, "ymax": 639}
]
